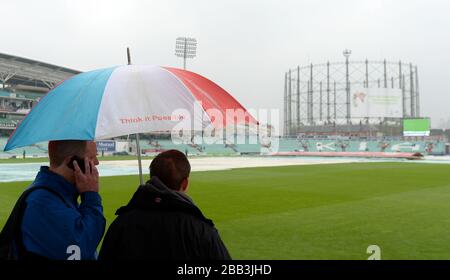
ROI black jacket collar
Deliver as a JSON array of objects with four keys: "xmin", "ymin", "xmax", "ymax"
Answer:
[{"xmin": 115, "ymin": 176, "xmax": 214, "ymax": 226}]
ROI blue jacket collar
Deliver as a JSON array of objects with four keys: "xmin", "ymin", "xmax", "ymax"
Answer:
[{"xmin": 32, "ymin": 166, "xmax": 79, "ymax": 205}]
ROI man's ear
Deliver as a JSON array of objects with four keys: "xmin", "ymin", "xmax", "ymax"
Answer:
[
  {"xmin": 180, "ymin": 178, "xmax": 189, "ymax": 192},
  {"xmin": 62, "ymin": 156, "xmax": 75, "ymax": 170},
  {"xmin": 61, "ymin": 157, "xmax": 70, "ymax": 169}
]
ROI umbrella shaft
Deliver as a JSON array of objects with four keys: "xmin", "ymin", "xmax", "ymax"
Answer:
[{"xmin": 135, "ymin": 133, "xmax": 144, "ymax": 185}]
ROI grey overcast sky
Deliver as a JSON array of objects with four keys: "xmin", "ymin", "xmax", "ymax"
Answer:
[{"xmin": 2, "ymin": 0, "xmax": 450, "ymax": 129}]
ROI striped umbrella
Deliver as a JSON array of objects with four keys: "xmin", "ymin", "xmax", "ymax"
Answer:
[{"xmin": 4, "ymin": 64, "xmax": 258, "ymax": 183}]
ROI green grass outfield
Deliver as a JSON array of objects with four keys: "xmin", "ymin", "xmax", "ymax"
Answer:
[{"xmin": 1, "ymin": 162, "xmax": 450, "ymax": 259}]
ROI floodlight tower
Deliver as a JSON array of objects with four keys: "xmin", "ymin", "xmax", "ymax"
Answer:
[
  {"xmin": 343, "ymin": 49, "xmax": 352, "ymax": 124},
  {"xmin": 175, "ymin": 37, "xmax": 197, "ymax": 70}
]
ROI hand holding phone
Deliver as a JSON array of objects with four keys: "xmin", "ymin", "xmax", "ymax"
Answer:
[
  {"xmin": 72, "ymin": 157, "xmax": 99, "ymax": 193},
  {"xmin": 67, "ymin": 156, "xmax": 86, "ymax": 173}
]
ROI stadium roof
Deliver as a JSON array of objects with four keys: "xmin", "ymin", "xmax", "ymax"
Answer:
[{"xmin": 0, "ymin": 52, "xmax": 81, "ymax": 89}]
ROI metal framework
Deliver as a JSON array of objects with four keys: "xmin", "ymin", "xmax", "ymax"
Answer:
[
  {"xmin": 0, "ymin": 52, "xmax": 80, "ymax": 89},
  {"xmin": 284, "ymin": 54, "xmax": 420, "ymax": 136}
]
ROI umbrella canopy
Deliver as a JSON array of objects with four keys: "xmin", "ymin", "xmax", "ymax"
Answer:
[{"xmin": 4, "ymin": 65, "xmax": 258, "ymax": 151}]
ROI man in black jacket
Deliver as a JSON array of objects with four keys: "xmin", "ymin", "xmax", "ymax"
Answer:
[{"xmin": 99, "ymin": 149, "xmax": 231, "ymax": 260}]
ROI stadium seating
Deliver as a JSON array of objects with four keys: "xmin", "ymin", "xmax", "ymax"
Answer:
[{"xmin": 0, "ymin": 136, "xmax": 447, "ymax": 159}]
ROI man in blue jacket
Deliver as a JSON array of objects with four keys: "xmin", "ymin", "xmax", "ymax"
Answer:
[{"xmin": 1, "ymin": 140, "xmax": 105, "ymax": 260}]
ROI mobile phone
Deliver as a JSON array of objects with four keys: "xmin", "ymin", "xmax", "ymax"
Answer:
[{"xmin": 67, "ymin": 156, "xmax": 86, "ymax": 173}]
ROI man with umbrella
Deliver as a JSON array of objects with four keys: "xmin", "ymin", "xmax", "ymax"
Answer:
[
  {"xmin": 0, "ymin": 140, "xmax": 106, "ymax": 260},
  {"xmin": 1, "ymin": 62, "xmax": 256, "ymax": 260},
  {"xmin": 98, "ymin": 149, "xmax": 231, "ymax": 260}
]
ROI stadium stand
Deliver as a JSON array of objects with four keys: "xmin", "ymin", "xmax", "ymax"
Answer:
[
  {"xmin": 0, "ymin": 136, "xmax": 447, "ymax": 159},
  {"xmin": 0, "ymin": 52, "xmax": 80, "ymax": 141}
]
